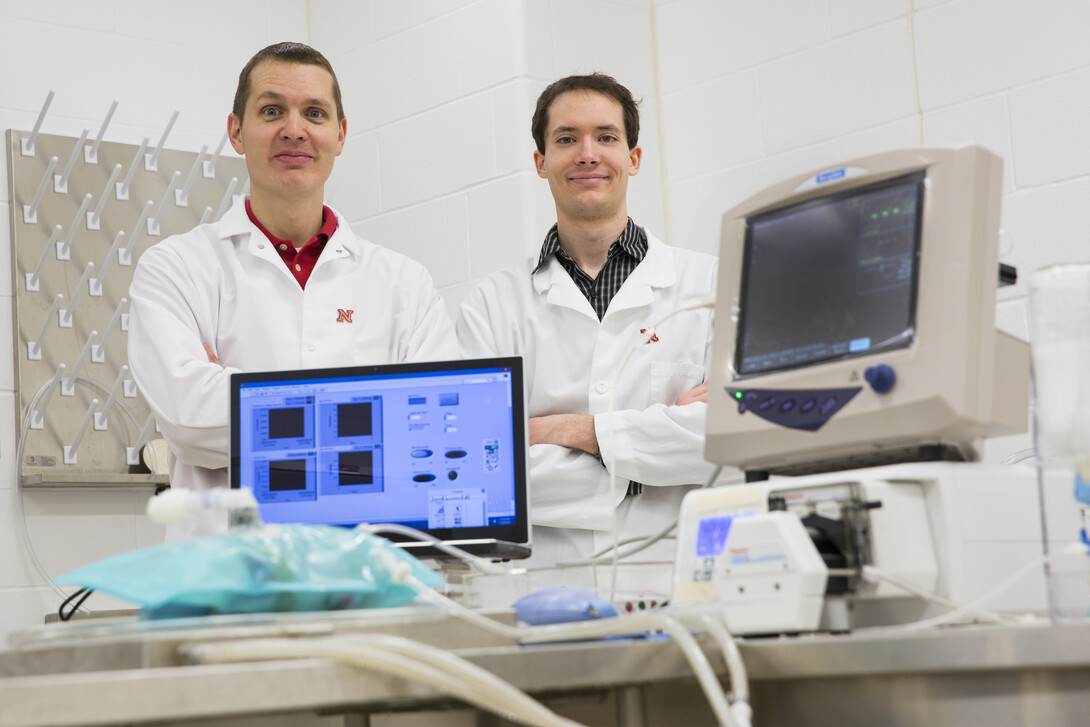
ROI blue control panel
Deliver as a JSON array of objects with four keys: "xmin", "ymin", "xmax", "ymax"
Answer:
[{"xmin": 726, "ymin": 386, "xmax": 862, "ymax": 432}]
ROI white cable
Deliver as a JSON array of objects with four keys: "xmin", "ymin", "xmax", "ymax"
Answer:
[
  {"xmin": 518, "ymin": 610, "xmax": 737, "ymax": 727},
  {"xmin": 604, "ymin": 295, "xmax": 717, "ymax": 599},
  {"xmin": 409, "ymin": 573, "xmax": 745, "ymax": 725},
  {"xmin": 861, "ymin": 565, "xmax": 1020, "ymax": 625},
  {"xmin": 406, "ymin": 575, "xmax": 525, "ymax": 639},
  {"xmin": 697, "ymin": 612, "xmax": 749, "ymax": 705},
  {"xmin": 587, "ymin": 531, "xmax": 676, "ymax": 560},
  {"xmin": 1000, "ymin": 447, "xmax": 1036, "ymax": 465},
  {"xmin": 403, "ymin": 574, "xmax": 749, "ymax": 726},
  {"xmin": 563, "ymin": 464, "xmax": 723, "ymax": 568},
  {"xmin": 362, "ymin": 522, "xmax": 509, "ymax": 575},
  {"xmin": 858, "ymin": 542, "xmax": 1087, "ymax": 634},
  {"xmin": 182, "ymin": 635, "xmax": 585, "ymax": 727}
]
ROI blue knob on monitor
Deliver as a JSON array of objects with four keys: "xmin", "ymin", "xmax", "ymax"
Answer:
[{"xmin": 864, "ymin": 364, "xmax": 896, "ymax": 394}]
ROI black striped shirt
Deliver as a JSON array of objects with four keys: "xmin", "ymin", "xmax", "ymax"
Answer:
[{"xmin": 532, "ymin": 218, "xmax": 648, "ymax": 320}]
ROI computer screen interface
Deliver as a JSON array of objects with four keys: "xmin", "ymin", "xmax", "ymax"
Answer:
[
  {"xmin": 734, "ymin": 170, "xmax": 925, "ymax": 378},
  {"xmin": 232, "ymin": 361, "xmax": 525, "ymax": 546}
]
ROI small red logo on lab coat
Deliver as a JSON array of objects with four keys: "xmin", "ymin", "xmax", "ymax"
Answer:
[
  {"xmin": 336, "ymin": 309, "xmax": 355, "ymax": 323},
  {"xmin": 640, "ymin": 328, "xmax": 659, "ymax": 343}
]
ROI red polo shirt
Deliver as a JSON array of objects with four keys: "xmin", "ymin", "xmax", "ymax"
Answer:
[{"xmin": 246, "ymin": 200, "xmax": 337, "ymax": 289}]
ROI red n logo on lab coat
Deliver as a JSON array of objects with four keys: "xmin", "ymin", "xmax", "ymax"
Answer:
[{"xmin": 336, "ymin": 309, "xmax": 354, "ymax": 323}]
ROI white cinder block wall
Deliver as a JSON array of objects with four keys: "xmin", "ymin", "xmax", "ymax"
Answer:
[
  {"xmin": 0, "ymin": 0, "xmax": 315, "ymax": 637},
  {"xmin": 654, "ymin": 0, "xmax": 1090, "ymax": 463},
  {"xmin": 1, "ymin": 0, "xmax": 1087, "ymax": 640},
  {"xmin": 314, "ymin": 0, "xmax": 665, "ymax": 310},
  {"xmin": 0, "ymin": 0, "xmax": 661, "ymax": 640}
]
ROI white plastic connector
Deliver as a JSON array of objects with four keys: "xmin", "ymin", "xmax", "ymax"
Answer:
[
  {"xmin": 731, "ymin": 700, "xmax": 754, "ymax": 727},
  {"xmin": 146, "ymin": 487, "xmax": 259, "ymax": 525}
]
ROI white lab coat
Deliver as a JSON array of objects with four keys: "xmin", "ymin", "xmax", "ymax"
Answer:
[
  {"xmin": 457, "ymin": 231, "xmax": 720, "ymax": 570},
  {"xmin": 128, "ymin": 200, "xmax": 458, "ymax": 538}
]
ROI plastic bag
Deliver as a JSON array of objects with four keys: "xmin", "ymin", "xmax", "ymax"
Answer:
[{"xmin": 57, "ymin": 524, "xmax": 444, "ymax": 619}]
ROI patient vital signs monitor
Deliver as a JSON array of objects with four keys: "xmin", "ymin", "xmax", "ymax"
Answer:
[{"xmin": 706, "ymin": 146, "xmax": 1029, "ymax": 475}]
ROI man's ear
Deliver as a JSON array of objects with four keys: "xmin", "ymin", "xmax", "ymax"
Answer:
[
  {"xmin": 533, "ymin": 149, "xmax": 547, "ymax": 179},
  {"xmin": 335, "ymin": 116, "xmax": 347, "ymax": 156},
  {"xmin": 628, "ymin": 145, "xmax": 642, "ymax": 176},
  {"xmin": 228, "ymin": 113, "xmax": 244, "ymax": 154}
]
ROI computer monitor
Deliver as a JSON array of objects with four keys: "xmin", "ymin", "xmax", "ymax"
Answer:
[
  {"xmin": 230, "ymin": 357, "xmax": 530, "ymax": 559},
  {"xmin": 705, "ymin": 145, "xmax": 1029, "ymax": 476}
]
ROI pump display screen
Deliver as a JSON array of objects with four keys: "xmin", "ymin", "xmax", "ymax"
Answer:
[{"xmin": 734, "ymin": 171, "xmax": 925, "ymax": 377}]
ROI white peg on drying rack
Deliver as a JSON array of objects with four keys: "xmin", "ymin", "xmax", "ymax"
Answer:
[
  {"xmin": 55, "ymin": 128, "xmax": 89, "ymax": 194},
  {"xmin": 117, "ymin": 137, "xmax": 149, "ymax": 201},
  {"xmin": 23, "ymin": 156, "xmax": 58, "ymax": 224},
  {"xmin": 85, "ymin": 100, "xmax": 118, "ymax": 164},
  {"xmin": 148, "ymin": 170, "xmax": 180, "ymax": 236},
  {"xmin": 145, "ymin": 110, "xmax": 179, "ymax": 172},
  {"xmin": 237, "ymin": 177, "xmax": 250, "ymax": 201},
  {"xmin": 62, "ymin": 330, "xmax": 98, "ymax": 396},
  {"xmin": 21, "ymin": 90, "xmax": 55, "ymax": 156},
  {"xmin": 204, "ymin": 129, "xmax": 230, "ymax": 178},
  {"xmin": 87, "ymin": 163, "xmax": 122, "ymax": 230},
  {"xmin": 57, "ymin": 194, "xmax": 93, "ymax": 260},
  {"xmin": 176, "ymin": 145, "xmax": 207, "ymax": 207},
  {"xmin": 59, "ymin": 263, "xmax": 94, "ymax": 328},
  {"xmin": 90, "ymin": 231, "xmax": 124, "ymax": 296},
  {"xmin": 28, "ymin": 294, "xmax": 63, "ymax": 360},
  {"xmin": 26, "ymin": 225, "xmax": 62, "ymax": 291},
  {"xmin": 30, "ymin": 363, "xmax": 66, "ymax": 430},
  {"xmin": 215, "ymin": 177, "xmax": 238, "ymax": 220},
  {"xmin": 120, "ymin": 201, "xmax": 152, "ymax": 266},
  {"xmin": 127, "ymin": 412, "xmax": 157, "ymax": 465},
  {"xmin": 92, "ymin": 297, "xmax": 128, "ymax": 363},
  {"xmin": 94, "ymin": 366, "xmax": 129, "ymax": 431},
  {"xmin": 199, "ymin": 206, "xmax": 213, "ymax": 225},
  {"xmin": 64, "ymin": 398, "xmax": 99, "ymax": 464}
]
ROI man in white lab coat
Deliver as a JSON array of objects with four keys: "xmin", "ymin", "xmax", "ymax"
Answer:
[
  {"xmin": 457, "ymin": 74, "xmax": 721, "ymax": 597},
  {"xmin": 129, "ymin": 42, "xmax": 457, "ymax": 538}
]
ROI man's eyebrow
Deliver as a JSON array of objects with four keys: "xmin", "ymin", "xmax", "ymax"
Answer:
[
  {"xmin": 551, "ymin": 124, "xmax": 623, "ymax": 135},
  {"xmin": 253, "ymin": 91, "xmax": 333, "ymax": 108}
]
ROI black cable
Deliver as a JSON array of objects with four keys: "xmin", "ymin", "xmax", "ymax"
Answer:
[{"xmin": 58, "ymin": 588, "xmax": 94, "ymax": 622}]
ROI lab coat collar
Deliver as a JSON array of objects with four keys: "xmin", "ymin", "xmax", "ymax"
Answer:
[
  {"xmin": 606, "ymin": 232, "xmax": 675, "ymax": 315},
  {"xmin": 531, "ymin": 228, "xmax": 675, "ymax": 317},
  {"xmin": 222, "ymin": 197, "xmax": 360, "ymax": 262}
]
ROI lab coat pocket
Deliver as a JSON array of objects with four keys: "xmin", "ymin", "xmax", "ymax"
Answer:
[{"xmin": 648, "ymin": 362, "xmax": 705, "ymax": 406}]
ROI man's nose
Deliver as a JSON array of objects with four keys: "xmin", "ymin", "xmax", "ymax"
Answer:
[
  {"xmin": 280, "ymin": 111, "xmax": 307, "ymax": 139},
  {"xmin": 576, "ymin": 138, "xmax": 599, "ymax": 165}
]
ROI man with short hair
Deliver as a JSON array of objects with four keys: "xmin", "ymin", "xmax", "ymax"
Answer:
[
  {"xmin": 129, "ymin": 42, "xmax": 457, "ymax": 537},
  {"xmin": 457, "ymin": 73, "xmax": 720, "ymax": 592}
]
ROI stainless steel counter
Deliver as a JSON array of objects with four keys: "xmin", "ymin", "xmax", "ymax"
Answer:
[{"xmin": 3, "ymin": 610, "xmax": 1090, "ymax": 727}]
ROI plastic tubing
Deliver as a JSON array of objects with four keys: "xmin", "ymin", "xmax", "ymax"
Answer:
[
  {"xmin": 599, "ymin": 296, "xmax": 717, "ymax": 596},
  {"xmin": 518, "ymin": 610, "xmax": 736, "ymax": 727},
  {"xmin": 565, "ymin": 464, "xmax": 723, "ymax": 568},
  {"xmin": 861, "ymin": 565, "xmax": 1018, "ymax": 626},
  {"xmin": 402, "ymin": 571, "xmax": 741, "ymax": 727},
  {"xmin": 865, "ymin": 542, "xmax": 1088, "ymax": 634},
  {"xmin": 405, "ymin": 575, "xmax": 524, "ymax": 640},
  {"xmin": 180, "ymin": 635, "xmax": 584, "ymax": 727},
  {"xmin": 360, "ymin": 633, "xmax": 585, "ymax": 727},
  {"xmin": 696, "ymin": 613, "xmax": 749, "ymax": 704},
  {"xmin": 362, "ymin": 522, "xmax": 509, "ymax": 575}
]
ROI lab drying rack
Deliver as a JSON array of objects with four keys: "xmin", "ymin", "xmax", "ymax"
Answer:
[{"xmin": 6, "ymin": 95, "xmax": 248, "ymax": 487}]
